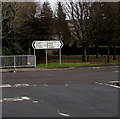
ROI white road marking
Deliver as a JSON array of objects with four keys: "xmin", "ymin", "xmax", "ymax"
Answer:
[
  {"xmin": 13, "ymin": 71, "xmax": 16, "ymax": 73},
  {"xmin": 108, "ymin": 84, "xmax": 120, "ymax": 89},
  {"xmin": 0, "ymin": 84, "xmax": 12, "ymax": 88},
  {"xmin": 44, "ymin": 84, "xmax": 48, "ymax": 86},
  {"xmin": 58, "ymin": 112, "xmax": 70, "ymax": 117},
  {"xmin": 33, "ymin": 100, "xmax": 38, "ymax": 103},
  {"xmin": 65, "ymin": 84, "xmax": 68, "ymax": 86},
  {"xmin": 0, "ymin": 84, "xmax": 30, "ymax": 88},
  {"xmin": 113, "ymin": 71, "xmax": 119, "ymax": 73},
  {"xmin": 95, "ymin": 82, "xmax": 103, "ymax": 85},
  {"xmin": 95, "ymin": 82, "xmax": 120, "ymax": 89},
  {"xmin": 0, "ymin": 96, "xmax": 31, "ymax": 102},
  {"xmin": 109, "ymin": 81, "xmax": 119, "ymax": 83},
  {"xmin": 14, "ymin": 84, "xmax": 29, "ymax": 87},
  {"xmin": 91, "ymin": 67, "xmax": 100, "ymax": 69},
  {"xmin": 21, "ymin": 96, "xmax": 30, "ymax": 100}
]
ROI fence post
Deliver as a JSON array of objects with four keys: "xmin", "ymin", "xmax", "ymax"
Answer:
[
  {"xmin": 14, "ymin": 56, "xmax": 16, "ymax": 68},
  {"xmin": 27, "ymin": 55, "xmax": 29, "ymax": 65}
]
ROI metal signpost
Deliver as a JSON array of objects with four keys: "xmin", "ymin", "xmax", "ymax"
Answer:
[{"xmin": 32, "ymin": 41, "xmax": 63, "ymax": 65}]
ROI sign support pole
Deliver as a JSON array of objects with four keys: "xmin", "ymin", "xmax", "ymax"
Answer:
[
  {"xmin": 59, "ymin": 48, "xmax": 61, "ymax": 65},
  {"xmin": 32, "ymin": 40, "xmax": 63, "ymax": 66},
  {"xmin": 34, "ymin": 49, "xmax": 36, "ymax": 67},
  {"xmin": 46, "ymin": 49, "xmax": 48, "ymax": 66}
]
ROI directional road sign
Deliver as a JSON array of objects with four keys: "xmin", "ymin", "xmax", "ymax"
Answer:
[{"xmin": 32, "ymin": 41, "xmax": 63, "ymax": 49}]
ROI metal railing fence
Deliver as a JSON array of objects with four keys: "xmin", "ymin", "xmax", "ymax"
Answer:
[{"xmin": 0, "ymin": 55, "xmax": 36, "ymax": 68}]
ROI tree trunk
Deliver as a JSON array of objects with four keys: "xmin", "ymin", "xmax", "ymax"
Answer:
[
  {"xmin": 107, "ymin": 46, "xmax": 110, "ymax": 62},
  {"xmin": 82, "ymin": 43, "xmax": 87, "ymax": 62},
  {"xmin": 113, "ymin": 45, "xmax": 116, "ymax": 60},
  {"xmin": 87, "ymin": 44, "xmax": 89, "ymax": 62},
  {"xmin": 28, "ymin": 48, "xmax": 31, "ymax": 55},
  {"xmin": 96, "ymin": 45, "xmax": 99, "ymax": 58}
]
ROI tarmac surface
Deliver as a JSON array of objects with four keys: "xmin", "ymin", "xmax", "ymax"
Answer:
[{"xmin": 1, "ymin": 66, "xmax": 119, "ymax": 117}]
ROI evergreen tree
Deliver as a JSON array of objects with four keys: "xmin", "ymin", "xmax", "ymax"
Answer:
[
  {"xmin": 89, "ymin": 2, "xmax": 105, "ymax": 58},
  {"xmin": 2, "ymin": 2, "xmax": 23, "ymax": 55},
  {"xmin": 101, "ymin": 2, "xmax": 119, "ymax": 62},
  {"xmin": 38, "ymin": 1, "xmax": 55, "ymax": 40},
  {"xmin": 14, "ymin": 2, "xmax": 37, "ymax": 55},
  {"xmin": 2, "ymin": 2, "xmax": 36, "ymax": 55},
  {"xmin": 57, "ymin": 2, "xmax": 71, "ymax": 46}
]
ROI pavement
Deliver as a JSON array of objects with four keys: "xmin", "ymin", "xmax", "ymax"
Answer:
[{"xmin": 1, "ymin": 66, "xmax": 119, "ymax": 117}]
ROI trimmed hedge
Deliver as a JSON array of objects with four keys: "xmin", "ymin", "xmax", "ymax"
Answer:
[{"xmin": 61, "ymin": 46, "xmax": 120, "ymax": 55}]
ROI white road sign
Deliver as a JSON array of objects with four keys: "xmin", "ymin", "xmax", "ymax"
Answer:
[
  {"xmin": 32, "ymin": 41, "xmax": 63, "ymax": 49},
  {"xmin": 32, "ymin": 41, "xmax": 47, "ymax": 49}
]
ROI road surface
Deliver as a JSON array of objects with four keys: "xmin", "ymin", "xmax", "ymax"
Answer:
[{"xmin": 2, "ymin": 67, "xmax": 119, "ymax": 117}]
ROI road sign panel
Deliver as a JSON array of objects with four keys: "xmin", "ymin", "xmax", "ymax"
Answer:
[
  {"xmin": 32, "ymin": 41, "xmax": 63, "ymax": 49},
  {"xmin": 32, "ymin": 41, "xmax": 47, "ymax": 49},
  {"xmin": 47, "ymin": 41, "xmax": 62, "ymax": 49}
]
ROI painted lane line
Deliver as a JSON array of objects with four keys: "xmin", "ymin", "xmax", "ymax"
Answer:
[
  {"xmin": 14, "ymin": 84, "xmax": 29, "ymax": 87},
  {"xmin": 109, "ymin": 81, "xmax": 119, "ymax": 83},
  {"xmin": 0, "ymin": 96, "xmax": 31, "ymax": 102},
  {"xmin": 58, "ymin": 112, "xmax": 70, "ymax": 117},
  {"xmin": 95, "ymin": 82, "xmax": 120, "ymax": 89},
  {"xmin": 0, "ymin": 84, "xmax": 12, "ymax": 88},
  {"xmin": 91, "ymin": 67, "xmax": 100, "ymax": 69},
  {"xmin": 21, "ymin": 96, "xmax": 30, "ymax": 100},
  {"xmin": 108, "ymin": 84, "xmax": 120, "ymax": 89},
  {"xmin": 112, "ymin": 71, "xmax": 119, "ymax": 73},
  {"xmin": 44, "ymin": 84, "xmax": 48, "ymax": 86},
  {"xmin": 0, "ymin": 84, "xmax": 30, "ymax": 88},
  {"xmin": 33, "ymin": 100, "xmax": 38, "ymax": 103}
]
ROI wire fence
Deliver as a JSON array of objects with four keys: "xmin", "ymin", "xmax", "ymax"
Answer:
[{"xmin": 0, "ymin": 55, "xmax": 36, "ymax": 68}]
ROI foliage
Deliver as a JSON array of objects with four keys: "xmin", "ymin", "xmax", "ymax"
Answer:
[
  {"xmin": 65, "ymin": 1, "xmax": 92, "ymax": 62},
  {"xmin": 2, "ymin": 2, "xmax": 22, "ymax": 55},
  {"xmin": 2, "ymin": 2, "xmax": 36, "ymax": 55},
  {"xmin": 57, "ymin": 2, "xmax": 71, "ymax": 46},
  {"xmin": 2, "ymin": 2, "xmax": 120, "ymax": 63}
]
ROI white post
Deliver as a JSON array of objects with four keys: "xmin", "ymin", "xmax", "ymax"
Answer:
[
  {"xmin": 35, "ymin": 55, "xmax": 36, "ymax": 67},
  {"xmin": 59, "ymin": 48, "xmax": 62, "ymax": 65},
  {"xmin": 46, "ymin": 49, "xmax": 48, "ymax": 66},
  {"xmin": 34, "ymin": 49, "xmax": 36, "ymax": 67},
  {"xmin": 14, "ymin": 56, "xmax": 16, "ymax": 68}
]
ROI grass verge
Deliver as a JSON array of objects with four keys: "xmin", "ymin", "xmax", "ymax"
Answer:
[{"xmin": 37, "ymin": 62, "xmax": 119, "ymax": 69}]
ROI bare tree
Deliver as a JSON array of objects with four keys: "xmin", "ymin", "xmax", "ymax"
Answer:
[{"xmin": 65, "ymin": 0, "xmax": 92, "ymax": 62}]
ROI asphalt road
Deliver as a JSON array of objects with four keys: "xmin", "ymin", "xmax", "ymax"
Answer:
[{"xmin": 2, "ymin": 67, "xmax": 119, "ymax": 117}]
